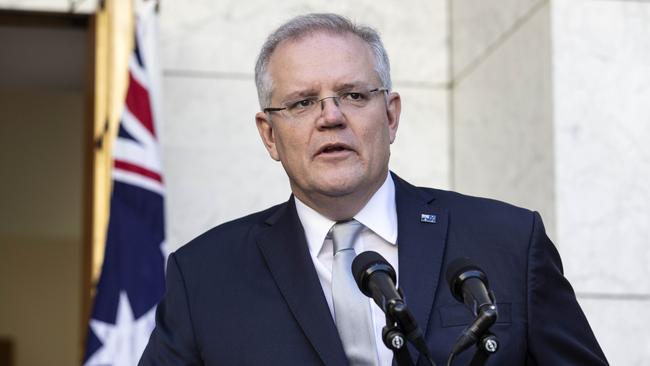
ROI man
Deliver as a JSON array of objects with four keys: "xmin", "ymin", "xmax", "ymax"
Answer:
[{"xmin": 140, "ymin": 13, "xmax": 608, "ymax": 365}]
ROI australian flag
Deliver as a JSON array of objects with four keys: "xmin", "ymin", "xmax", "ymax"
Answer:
[{"xmin": 85, "ymin": 3, "xmax": 165, "ymax": 365}]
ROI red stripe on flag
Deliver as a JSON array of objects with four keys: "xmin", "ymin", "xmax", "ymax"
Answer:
[
  {"xmin": 114, "ymin": 160, "xmax": 163, "ymax": 183},
  {"xmin": 126, "ymin": 72, "xmax": 156, "ymax": 137}
]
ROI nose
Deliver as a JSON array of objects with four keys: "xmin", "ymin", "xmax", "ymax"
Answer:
[{"xmin": 317, "ymin": 96, "xmax": 345, "ymax": 128}]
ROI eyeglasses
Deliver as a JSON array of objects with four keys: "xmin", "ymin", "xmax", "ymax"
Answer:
[{"xmin": 263, "ymin": 87, "xmax": 388, "ymax": 121}]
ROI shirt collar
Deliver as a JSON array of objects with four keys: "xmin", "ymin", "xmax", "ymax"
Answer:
[
  {"xmin": 295, "ymin": 173, "xmax": 398, "ymax": 258},
  {"xmin": 354, "ymin": 173, "xmax": 397, "ymax": 245},
  {"xmin": 295, "ymin": 197, "xmax": 336, "ymax": 259}
]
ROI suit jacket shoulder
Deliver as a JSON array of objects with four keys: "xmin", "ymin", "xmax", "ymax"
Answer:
[
  {"xmin": 391, "ymin": 174, "xmax": 607, "ymax": 365},
  {"xmin": 394, "ymin": 175, "xmax": 539, "ymax": 248},
  {"xmin": 173, "ymin": 201, "xmax": 288, "ymax": 264},
  {"xmin": 416, "ymin": 183, "xmax": 535, "ymax": 226},
  {"xmin": 141, "ymin": 197, "xmax": 347, "ymax": 365}
]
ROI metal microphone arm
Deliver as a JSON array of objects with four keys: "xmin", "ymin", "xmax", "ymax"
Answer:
[{"xmin": 387, "ymin": 297, "xmax": 437, "ymax": 366}]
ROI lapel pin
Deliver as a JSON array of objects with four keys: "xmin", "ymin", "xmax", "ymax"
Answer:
[{"xmin": 420, "ymin": 214, "xmax": 437, "ymax": 224}]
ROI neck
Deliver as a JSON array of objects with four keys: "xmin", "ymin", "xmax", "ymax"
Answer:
[{"xmin": 291, "ymin": 175, "xmax": 387, "ymax": 221}]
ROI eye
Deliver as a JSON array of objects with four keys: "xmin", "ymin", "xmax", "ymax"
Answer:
[
  {"xmin": 343, "ymin": 92, "xmax": 366, "ymax": 101},
  {"xmin": 340, "ymin": 91, "xmax": 370, "ymax": 106},
  {"xmin": 288, "ymin": 98, "xmax": 316, "ymax": 111}
]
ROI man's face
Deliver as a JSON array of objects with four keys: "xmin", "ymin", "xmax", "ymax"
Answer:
[{"xmin": 255, "ymin": 32, "xmax": 400, "ymax": 215}]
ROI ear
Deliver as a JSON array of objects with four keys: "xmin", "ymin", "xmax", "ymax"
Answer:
[
  {"xmin": 385, "ymin": 91, "xmax": 401, "ymax": 143},
  {"xmin": 255, "ymin": 111, "xmax": 280, "ymax": 161}
]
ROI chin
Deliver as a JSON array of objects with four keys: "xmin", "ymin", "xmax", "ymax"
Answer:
[{"xmin": 314, "ymin": 173, "xmax": 365, "ymax": 198}]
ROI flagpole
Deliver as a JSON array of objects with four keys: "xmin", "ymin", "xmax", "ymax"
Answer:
[
  {"xmin": 84, "ymin": 0, "xmax": 133, "ymax": 362},
  {"xmin": 90, "ymin": 0, "xmax": 134, "ymax": 293}
]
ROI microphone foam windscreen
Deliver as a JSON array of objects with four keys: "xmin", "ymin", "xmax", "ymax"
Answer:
[
  {"xmin": 445, "ymin": 257, "xmax": 481, "ymax": 300},
  {"xmin": 351, "ymin": 251, "xmax": 393, "ymax": 294}
]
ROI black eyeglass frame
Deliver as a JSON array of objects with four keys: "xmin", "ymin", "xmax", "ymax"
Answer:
[{"xmin": 262, "ymin": 87, "xmax": 389, "ymax": 115}]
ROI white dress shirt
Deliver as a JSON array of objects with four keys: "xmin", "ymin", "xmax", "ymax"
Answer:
[{"xmin": 295, "ymin": 173, "xmax": 398, "ymax": 366}]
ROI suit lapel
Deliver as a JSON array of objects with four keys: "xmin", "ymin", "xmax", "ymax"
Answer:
[
  {"xmin": 255, "ymin": 197, "xmax": 348, "ymax": 366},
  {"xmin": 393, "ymin": 174, "xmax": 449, "ymax": 361}
]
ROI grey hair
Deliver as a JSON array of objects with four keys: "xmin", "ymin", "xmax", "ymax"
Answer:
[{"xmin": 254, "ymin": 13, "xmax": 392, "ymax": 109}]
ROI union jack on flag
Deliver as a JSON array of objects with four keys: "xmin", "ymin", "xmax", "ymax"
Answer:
[{"xmin": 84, "ymin": 3, "xmax": 165, "ymax": 365}]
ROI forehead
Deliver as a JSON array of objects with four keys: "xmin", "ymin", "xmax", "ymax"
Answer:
[{"xmin": 267, "ymin": 32, "xmax": 378, "ymax": 97}]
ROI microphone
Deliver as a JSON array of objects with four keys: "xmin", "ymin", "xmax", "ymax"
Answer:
[
  {"xmin": 352, "ymin": 251, "xmax": 436, "ymax": 366},
  {"xmin": 351, "ymin": 250, "xmax": 401, "ymax": 313},
  {"xmin": 445, "ymin": 258, "xmax": 498, "ymax": 355}
]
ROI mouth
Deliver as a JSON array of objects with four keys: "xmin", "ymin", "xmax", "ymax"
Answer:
[{"xmin": 316, "ymin": 143, "xmax": 355, "ymax": 157}]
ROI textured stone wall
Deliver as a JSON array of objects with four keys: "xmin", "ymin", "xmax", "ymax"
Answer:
[
  {"xmin": 451, "ymin": 0, "xmax": 555, "ymax": 238},
  {"xmin": 552, "ymin": 0, "xmax": 650, "ymax": 364},
  {"xmin": 157, "ymin": 1, "xmax": 451, "ymax": 248}
]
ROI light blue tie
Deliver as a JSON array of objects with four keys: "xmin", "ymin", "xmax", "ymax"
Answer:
[{"xmin": 330, "ymin": 220, "xmax": 378, "ymax": 366}]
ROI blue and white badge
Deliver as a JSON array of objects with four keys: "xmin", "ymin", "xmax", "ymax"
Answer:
[{"xmin": 420, "ymin": 214, "xmax": 437, "ymax": 224}]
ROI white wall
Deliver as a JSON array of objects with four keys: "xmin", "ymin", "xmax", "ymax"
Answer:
[
  {"xmin": 158, "ymin": 0, "xmax": 451, "ymax": 249},
  {"xmin": 552, "ymin": 0, "xmax": 650, "ymax": 364},
  {"xmin": 159, "ymin": 1, "xmax": 648, "ymax": 363},
  {"xmin": 0, "ymin": 0, "xmax": 98, "ymax": 13},
  {"xmin": 450, "ymin": 0, "xmax": 650, "ymax": 363},
  {"xmin": 451, "ymin": 0, "xmax": 555, "ymax": 237}
]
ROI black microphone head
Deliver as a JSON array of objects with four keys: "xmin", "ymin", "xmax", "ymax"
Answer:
[
  {"xmin": 351, "ymin": 251, "xmax": 397, "ymax": 297},
  {"xmin": 445, "ymin": 257, "xmax": 489, "ymax": 303}
]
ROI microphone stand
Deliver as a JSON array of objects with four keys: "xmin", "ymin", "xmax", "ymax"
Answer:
[
  {"xmin": 467, "ymin": 333, "xmax": 499, "ymax": 366},
  {"xmin": 382, "ymin": 312, "xmax": 415, "ymax": 366},
  {"xmin": 446, "ymin": 292, "xmax": 499, "ymax": 366},
  {"xmin": 382, "ymin": 292, "xmax": 437, "ymax": 366},
  {"xmin": 445, "ymin": 332, "xmax": 499, "ymax": 366}
]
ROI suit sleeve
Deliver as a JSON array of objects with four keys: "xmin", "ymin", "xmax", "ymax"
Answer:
[
  {"xmin": 525, "ymin": 211, "xmax": 608, "ymax": 365},
  {"xmin": 139, "ymin": 253, "xmax": 202, "ymax": 365}
]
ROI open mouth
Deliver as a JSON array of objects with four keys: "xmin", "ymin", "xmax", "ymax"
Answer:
[
  {"xmin": 322, "ymin": 145, "xmax": 348, "ymax": 153},
  {"xmin": 317, "ymin": 143, "xmax": 354, "ymax": 156}
]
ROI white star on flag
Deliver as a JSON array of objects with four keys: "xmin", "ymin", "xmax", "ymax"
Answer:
[{"xmin": 86, "ymin": 291, "xmax": 157, "ymax": 366}]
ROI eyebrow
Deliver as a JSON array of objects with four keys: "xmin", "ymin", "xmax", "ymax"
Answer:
[
  {"xmin": 335, "ymin": 82, "xmax": 365, "ymax": 91},
  {"xmin": 279, "ymin": 81, "xmax": 373, "ymax": 103},
  {"xmin": 280, "ymin": 89, "xmax": 319, "ymax": 104}
]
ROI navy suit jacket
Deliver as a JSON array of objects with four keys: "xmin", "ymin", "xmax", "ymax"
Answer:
[{"xmin": 140, "ymin": 174, "xmax": 608, "ymax": 365}]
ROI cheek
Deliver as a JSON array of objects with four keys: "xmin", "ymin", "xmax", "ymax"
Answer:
[
  {"xmin": 362, "ymin": 126, "xmax": 392, "ymax": 169},
  {"xmin": 362, "ymin": 120, "xmax": 391, "ymax": 152},
  {"xmin": 274, "ymin": 128, "xmax": 309, "ymax": 164}
]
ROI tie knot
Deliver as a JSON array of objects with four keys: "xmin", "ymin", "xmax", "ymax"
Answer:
[{"xmin": 330, "ymin": 219, "xmax": 364, "ymax": 253}]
